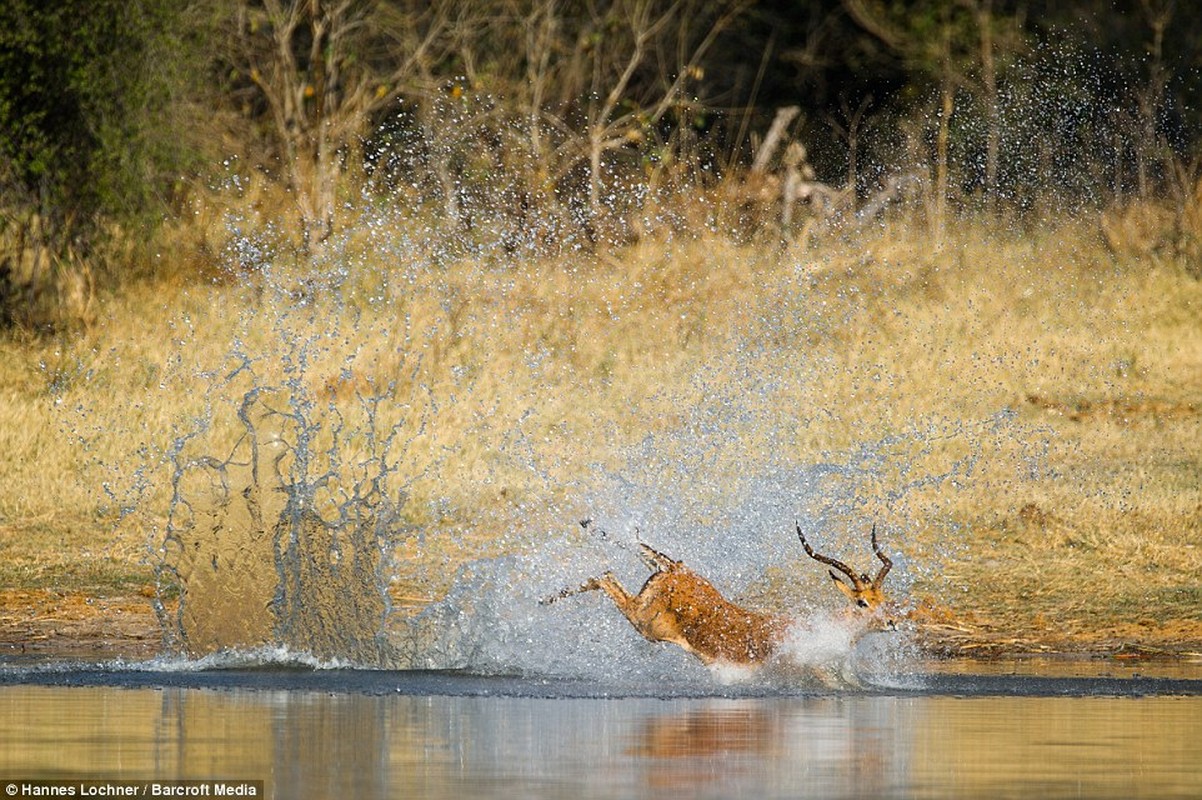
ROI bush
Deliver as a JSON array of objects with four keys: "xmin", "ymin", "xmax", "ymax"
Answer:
[{"xmin": 0, "ymin": 0, "xmax": 204, "ymax": 329}]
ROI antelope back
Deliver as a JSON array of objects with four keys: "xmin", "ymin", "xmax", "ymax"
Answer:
[{"xmin": 639, "ymin": 562, "xmax": 785, "ymax": 664}]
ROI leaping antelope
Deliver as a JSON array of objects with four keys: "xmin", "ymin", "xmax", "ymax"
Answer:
[{"xmin": 542, "ymin": 521, "xmax": 896, "ymax": 667}]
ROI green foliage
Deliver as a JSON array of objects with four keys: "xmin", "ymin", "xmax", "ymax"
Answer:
[
  {"xmin": 2, "ymin": 0, "xmax": 1202, "ymax": 327},
  {"xmin": 0, "ymin": 0, "xmax": 200, "ymax": 254}
]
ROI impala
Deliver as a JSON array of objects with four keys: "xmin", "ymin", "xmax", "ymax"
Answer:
[{"xmin": 542, "ymin": 521, "xmax": 896, "ymax": 667}]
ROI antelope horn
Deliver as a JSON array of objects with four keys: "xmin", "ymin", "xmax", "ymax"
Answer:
[
  {"xmin": 870, "ymin": 522, "xmax": 893, "ymax": 588},
  {"xmin": 796, "ymin": 522, "xmax": 864, "ymax": 589}
]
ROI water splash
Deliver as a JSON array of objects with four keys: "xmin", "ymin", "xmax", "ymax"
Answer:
[
  {"xmin": 395, "ymin": 532, "xmax": 919, "ymax": 688},
  {"xmin": 156, "ymin": 381, "xmax": 403, "ymax": 664},
  {"xmin": 145, "ymin": 304, "xmax": 1041, "ymax": 683},
  {"xmin": 390, "ymin": 412, "xmax": 1024, "ymax": 687},
  {"xmin": 148, "ymin": 219, "xmax": 450, "ymax": 665},
  {"xmin": 68, "ymin": 143, "xmax": 1059, "ymax": 684}
]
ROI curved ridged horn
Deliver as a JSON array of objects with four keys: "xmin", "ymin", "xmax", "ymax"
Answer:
[
  {"xmin": 870, "ymin": 523, "xmax": 892, "ymax": 589},
  {"xmin": 796, "ymin": 522, "xmax": 866, "ymax": 589}
]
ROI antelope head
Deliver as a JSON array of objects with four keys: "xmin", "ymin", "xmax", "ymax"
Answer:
[{"xmin": 796, "ymin": 522, "xmax": 895, "ymax": 625}]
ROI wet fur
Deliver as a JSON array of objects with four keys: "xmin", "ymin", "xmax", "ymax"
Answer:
[
  {"xmin": 547, "ymin": 544, "xmax": 788, "ymax": 666},
  {"xmin": 544, "ymin": 525, "xmax": 896, "ymax": 669}
]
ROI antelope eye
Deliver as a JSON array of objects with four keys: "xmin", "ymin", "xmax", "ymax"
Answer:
[{"xmin": 856, "ymin": 599, "xmax": 869, "ymax": 608}]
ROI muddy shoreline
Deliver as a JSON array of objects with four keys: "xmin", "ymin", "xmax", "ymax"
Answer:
[{"xmin": 2, "ymin": 588, "xmax": 1200, "ymax": 664}]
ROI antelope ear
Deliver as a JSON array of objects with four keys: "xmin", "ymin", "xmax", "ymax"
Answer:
[{"xmin": 829, "ymin": 571, "xmax": 857, "ymax": 600}]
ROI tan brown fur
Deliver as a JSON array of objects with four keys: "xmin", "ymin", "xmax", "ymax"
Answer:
[{"xmin": 544, "ymin": 524, "xmax": 896, "ymax": 667}]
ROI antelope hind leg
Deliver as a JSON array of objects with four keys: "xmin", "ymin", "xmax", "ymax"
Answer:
[
  {"xmin": 540, "ymin": 576, "xmax": 607, "ymax": 606},
  {"xmin": 541, "ymin": 573, "xmax": 654, "ymax": 637},
  {"xmin": 636, "ymin": 543, "xmax": 677, "ymax": 572},
  {"xmin": 540, "ymin": 572, "xmax": 636, "ymax": 608}
]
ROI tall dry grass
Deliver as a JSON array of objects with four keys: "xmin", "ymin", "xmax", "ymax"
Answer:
[{"xmin": 1, "ymin": 187, "xmax": 1200, "ymax": 642}]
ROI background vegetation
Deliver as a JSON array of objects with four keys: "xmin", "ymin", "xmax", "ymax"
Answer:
[
  {"xmin": 2, "ymin": 0, "xmax": 1202, "ymax": 324},
  {"xmin": 1, "ymin": 0, "xmax": 1200, "ymax": 654}
]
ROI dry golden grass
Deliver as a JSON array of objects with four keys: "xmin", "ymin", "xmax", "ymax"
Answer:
[{"xmin": 1, "ymin": 201, "xmax": 1200, "ymax": 654}]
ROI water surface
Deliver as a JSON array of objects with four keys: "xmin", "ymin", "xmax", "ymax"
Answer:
[{"xmin": 2, "ymin": 662, "xmax": 1200, "ymax": 799}]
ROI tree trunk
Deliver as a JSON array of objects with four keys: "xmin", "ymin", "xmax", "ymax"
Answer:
[
  {"xmin": 933, "ymin": 82, "xmax": 954, "ymax": 238},
  {"xmin": 587, "ymin": 133, "xmax": 603, "ymax": 242},
  {"xmin": 977, "ymin": 0, "xmax": 999, "ymax": 209}
]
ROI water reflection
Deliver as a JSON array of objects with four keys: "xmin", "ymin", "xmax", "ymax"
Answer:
[{"xmin": 2, "ymin": 685, "xmax": 1200, "ymax": 799}]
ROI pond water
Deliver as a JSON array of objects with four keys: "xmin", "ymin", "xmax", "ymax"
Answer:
[{"xmin": 2, "ymin": 662, "xmax": 1200, "ymax": 799}]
